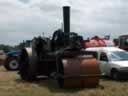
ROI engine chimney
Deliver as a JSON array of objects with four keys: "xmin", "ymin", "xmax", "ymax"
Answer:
[{"xmin": 63, "ymin": 6, "xmax": 70, "ymax": 34}]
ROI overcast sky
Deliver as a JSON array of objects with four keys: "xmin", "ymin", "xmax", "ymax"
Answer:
[{"xmin": 0, "ymin": 0, "xmax": 128, "ymax": 45}]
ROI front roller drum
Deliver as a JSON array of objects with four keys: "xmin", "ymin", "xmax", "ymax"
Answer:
[{"xmin": 60, "ymin": 56, "xmax": 100, "ymax": 88}]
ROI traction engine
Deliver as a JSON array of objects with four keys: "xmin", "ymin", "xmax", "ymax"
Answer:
[{"xmin": 18, "ymin": 6, "xmax": 100, "ymax": 88}]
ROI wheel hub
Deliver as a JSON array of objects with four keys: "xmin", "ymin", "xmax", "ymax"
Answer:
[{"xmin": 9, "ymin": 60, "xmax": 18, "ymax": 70}]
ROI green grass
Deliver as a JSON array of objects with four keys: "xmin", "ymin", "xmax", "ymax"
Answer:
[{"xmin": 0, "ymin": 66, "xmax": 128, "ymax": 96}]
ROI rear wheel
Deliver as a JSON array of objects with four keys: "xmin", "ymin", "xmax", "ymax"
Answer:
[
  {"xmin": 4, "ymin": 57, "xmax": 19, "ymax": 71},
  {"xmin": 111, "ymin": 70, "xmax": 120, "ymax": 80},
  {"xmin": 19, "ymin": 49, "xmax": 37, "ymax": 81}
]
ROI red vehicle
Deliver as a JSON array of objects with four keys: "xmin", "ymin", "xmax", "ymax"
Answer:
[
  {"xmin": 113, "ymin": 34, "xmax": 128, "ymax": 51},
  {"xmin": 117, "ymin": 35, "xmax": 128, "ymax": 51},
  {"xmin": 0, "ymin": 50, "xmax": 6, "ymax": 65},
  {"xmin": 83, "ymin": 36, "xmax": 114, "ymax": 48}
]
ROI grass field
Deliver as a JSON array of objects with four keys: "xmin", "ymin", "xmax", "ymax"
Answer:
[{"xmin": 0, "ymin": 66, "xmax": 128, "ymax": 96}]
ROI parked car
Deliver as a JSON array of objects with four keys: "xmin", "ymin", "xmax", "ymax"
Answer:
[
  {"xmin": 4, "ymin": 50, "xmax": 20, "ymax": 70},
  {"xmin": 86, "ymin": 47, "xmax": 128, "ymax": 80},
  {"xmin": 0, "ymin": 50, "xmax": 6, "ymax": 65}
]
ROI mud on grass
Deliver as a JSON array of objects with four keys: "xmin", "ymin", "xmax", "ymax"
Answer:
[{"xmin": 0, "ymin": 66, "xmax": 128, "ymax": 96}]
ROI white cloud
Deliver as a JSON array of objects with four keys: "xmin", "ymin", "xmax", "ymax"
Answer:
[{"xmin": 0, "ymin": 0, "xmax": 128, "ymax": 45}]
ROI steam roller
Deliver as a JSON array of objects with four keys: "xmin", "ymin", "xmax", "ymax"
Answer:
[{"xmin": 18, "ymin": 6, "xmax": 100, "ymax": 88}]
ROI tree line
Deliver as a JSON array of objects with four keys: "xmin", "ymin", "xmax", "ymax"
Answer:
[{"xmin": 0, "ymin": 40, "xmax": 32, "ymax": 53}]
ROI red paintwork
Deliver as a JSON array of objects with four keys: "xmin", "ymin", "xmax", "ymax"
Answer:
[{"xmin": 83, "ymin": 36, "xmax": 114, "ymax": 48}]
